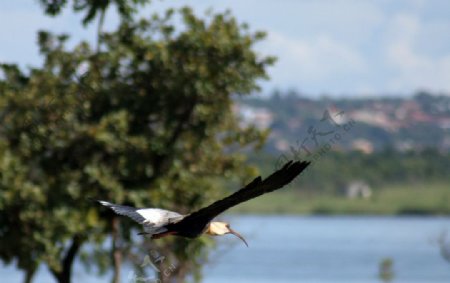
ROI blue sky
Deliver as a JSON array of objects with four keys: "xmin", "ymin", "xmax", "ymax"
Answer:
[{"xmin": 1, "ymin": 0, "xmax": 449, "ymax": 97}]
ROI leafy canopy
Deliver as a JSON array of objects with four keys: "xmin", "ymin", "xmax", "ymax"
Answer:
[{"xmin": 0, "ymin": 6, "xmax": 273, "ymax": 283}]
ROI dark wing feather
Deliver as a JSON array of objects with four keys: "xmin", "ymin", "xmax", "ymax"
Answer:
[{"xmin": 169, "ymin": 160, "xmax": 310, "ymax": 235}]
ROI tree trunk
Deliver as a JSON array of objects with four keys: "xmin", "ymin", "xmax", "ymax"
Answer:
[
  {"xmin": 50, "ymin": 235, "xmax": 83, "ymax": 283},
  {"xmin": 175, "ymin": 265, "xmax": 188, "ymax": 283},
  {"xmin": 23, "ymin": 266, "xmax": 37, "ymax": 283},
  {"xmin": 111, "ymin": 216, "xmax": 122, "ymax": 283},
  {"xmin": 96, "ymin": 8, "xmax": 106, "ymax": 52}
]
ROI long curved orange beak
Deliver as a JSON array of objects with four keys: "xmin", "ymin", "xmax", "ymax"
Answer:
[{"xmin": 228, "ymin": 227, "xmax": 249, "ymax": 247}]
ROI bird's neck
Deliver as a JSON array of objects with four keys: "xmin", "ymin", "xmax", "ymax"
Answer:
[{"xmin": 205, "ymin": 223, "xmax": 214, "ymax": 235}]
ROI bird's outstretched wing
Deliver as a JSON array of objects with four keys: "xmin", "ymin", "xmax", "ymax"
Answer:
[
  {"xmin": 97, "ymin": 201, "xmax": 147, "ymax": 224},
  {"xmin": 96, "ymin": 200, "xmax": 184, "ymax": 234},
  {"xmin": 168, "ymin": 160, "xmax": 310, "ymax": 235}
]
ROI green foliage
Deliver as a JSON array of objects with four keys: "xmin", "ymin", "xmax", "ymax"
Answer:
[
  {"xmin": 38, "ymin": 0, "xmax": 151, "ymax": 25},
  {"xmin": 250, "ymin": 149, "xmax": 450, "ymax": 193},
  {"xmin": 379, "ymin": 258, "xmax": 394, "ymax": 282},
  {"xmin": 0, "ymin": 6, "xmax": 272, "ymax": 283},
  {"xmin": 242, "ymin": 149, "xmax": 450, "ymax": 215},
  {"xmin": 232, "ymin": 182, "xmax": 450, "ymax": 215}
]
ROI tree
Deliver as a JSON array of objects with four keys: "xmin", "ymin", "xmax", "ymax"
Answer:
[
  {"xmin": 0, "ymin": 5, "xmax": 273, "ymax": 283},
  {"xmin": 38, "ymin": 0, "xmax": 151, "ymax": 50},
  {"xmin": 38, "ymin": 0, "xmax": 151, "ymax": 25}
]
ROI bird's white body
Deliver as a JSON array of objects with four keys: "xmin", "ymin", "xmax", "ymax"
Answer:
[
  {"xmin": 97, "ymin": 201, "xmax": 183, "ymax": 235},
  {"xmin": 136, "ymin": 208, "xmax": 179, "ymax": 225}
]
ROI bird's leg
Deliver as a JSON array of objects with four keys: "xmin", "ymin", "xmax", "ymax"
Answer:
[{"xmin": 151, "ymin": 231, "xmax": 178, "ymax": 239}]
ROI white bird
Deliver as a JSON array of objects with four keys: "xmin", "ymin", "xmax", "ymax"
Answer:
[{"xmin": 97, "ymin": 160, "xmax": 310, "ymax": 246}]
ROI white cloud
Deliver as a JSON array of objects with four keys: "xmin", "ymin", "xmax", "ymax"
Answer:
[
  {"xmin": 385, "ymin": 13, "xmax": 450, "ymax": 93},
  {"xmin": 262, "ymin": 31, "xmax": 366, "ymax": 84}
]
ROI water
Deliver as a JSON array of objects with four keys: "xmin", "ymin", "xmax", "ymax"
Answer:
[
  {"xmin": 2, "ymin": 216, "xmax": 450, "ymax": 283},
  {"xmin": 204, "ymin": 216, "xmax": 450, "ymax": 283}
]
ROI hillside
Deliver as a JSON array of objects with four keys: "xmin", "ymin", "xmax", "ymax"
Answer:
[{"xmin": 237, "ymin": 91, "xmax": 450, "ymax": 154}]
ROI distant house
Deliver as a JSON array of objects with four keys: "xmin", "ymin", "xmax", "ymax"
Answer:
[
  {"xmin": 351, "ymin": 139, "xmax": 374, "ymax": 154},
  {"xmin": 346, "ymin": 181, "xmax": 372, "ymax": 199},
  {"xmin": 234, "ymin": 105, "xmax": 274, "ymax": 129},
  {"xmin": 349, "ymin": 110, "xmax": 399, "ymax": 132}
]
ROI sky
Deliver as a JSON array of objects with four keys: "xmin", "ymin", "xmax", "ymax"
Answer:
[{"xmin": 1, "ymin": 0, "xmax": 449, "ymax": 97}]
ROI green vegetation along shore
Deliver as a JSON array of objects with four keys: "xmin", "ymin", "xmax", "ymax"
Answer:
[
  {"xmin": 234, "ymin": 150, "xmax": 450, "ymax": 215},
  {"xmin": 230, "ymin": 182, "xmax": 450, "ymax": 215}
]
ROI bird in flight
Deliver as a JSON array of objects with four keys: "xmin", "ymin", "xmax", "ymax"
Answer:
[{"xmin": 97, "ymin": 160, "xmax": 310, "ymax": 246}]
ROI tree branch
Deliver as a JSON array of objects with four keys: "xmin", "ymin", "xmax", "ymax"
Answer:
[{"xmin": 50, "ymin": 235, "xmax": 83, "ymax": 283}]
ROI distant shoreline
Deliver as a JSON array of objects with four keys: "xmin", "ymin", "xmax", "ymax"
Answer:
[{"xmin": 229, "ymin": 182, "xmax": 450, "ymax": 216}]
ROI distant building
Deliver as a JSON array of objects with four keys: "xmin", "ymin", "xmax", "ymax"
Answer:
[
  {"xmin": 351, "ymin": 139, "xmax": 374, "ymax": 154},
  {"xmin": 349, "ymin": 110, "xmax": 399, "ymax": 132},
  {"xmin": 326, "ymin": 106, "xmax": 348, "ymax": 125},
  {"xmin": 346, "ymin": 181, "xmax": 372, "ymax": 199},
  {"xmin": 396, "ymin": 100, "xmax": 433, "ymax": 124},
  {"xmin": 234, "ymin": 105, "xmax": 274, "ymax": 129},
  {"xmin": 274, "ymin": 139, "xmax": 290, "ymax": 152},
  {"xmin": 437, "ymin": 118, "xmax": 450, "ymax": 129},
  {"xmin": 395, "ymin": 140, "xmax": 415, "ymax": 152}
]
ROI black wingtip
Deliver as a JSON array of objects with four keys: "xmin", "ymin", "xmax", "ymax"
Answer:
[
  {"xmin": 282, "ymin": 160, "xmax": 294, "ymax": 169},
  {"xmin": 280, "ymin": 160, "xmax": 311, "ymax": 183},
  {"xmin": 294, "ymin": 160, "xmax": 311, "ymax": 172},
  {"xmin": 283, "ymin": 160, "xmax": 311, "ymax": 172}
]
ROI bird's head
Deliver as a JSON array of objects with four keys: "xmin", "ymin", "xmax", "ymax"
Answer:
[{"xmin": 206, "ymin": 221, "xmax": 248, "ymax": 247}]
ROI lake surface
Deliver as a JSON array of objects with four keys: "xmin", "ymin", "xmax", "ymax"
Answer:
[{"xmin": 2, "ymin": 216, "xmax": 450, "ymax": 283}]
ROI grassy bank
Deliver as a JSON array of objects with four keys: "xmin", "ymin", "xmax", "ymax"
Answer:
[{"xmin": 230, "ymin": 182, "xmax": 450, "ymax": 215}]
